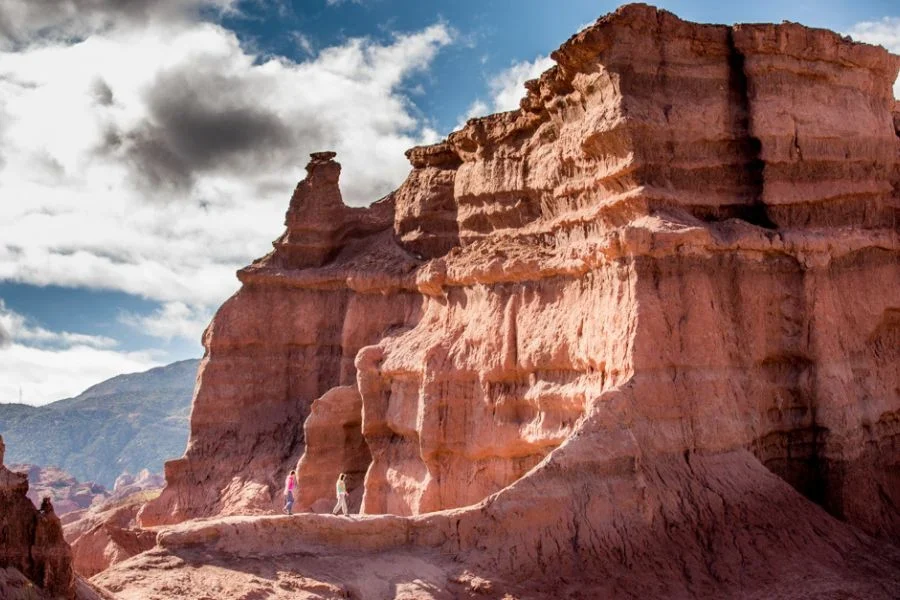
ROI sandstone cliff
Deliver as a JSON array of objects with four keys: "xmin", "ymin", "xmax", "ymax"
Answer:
[{"xmin": 119, "ymin": 4, "xmax": 900, "ymax": 598}]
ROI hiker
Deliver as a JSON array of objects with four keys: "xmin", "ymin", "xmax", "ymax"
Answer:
[
  {"xmin": 38, "ymin": 497, "xmax": 53, "ymax": 517},
  {"xmin": 332, "ymin": 472, "xmax": 349, "ymax": 516},
  {"xmin": 283, "ymin": 469, "xmax": 297, "ymax": 515}
]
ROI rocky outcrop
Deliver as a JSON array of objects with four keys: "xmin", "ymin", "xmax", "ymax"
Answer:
[
  {"xmin": 139, "ymin": 153, "xmax": 422, "ymax": 526},
  {"xmin": 64, "ymin": 497, "xmax": 156, "ymax": 579},
  {"xmin": 294, "ymin": 386, "xmax": 369, "ymax": 513},
  {"xmin": 63, "ymin": 472, "xmax": 162, "ymax": 579},
  {"xmin": 0, "ymin": 436, "xmax": 75, "ymax": 599},
  {"xmin": 129, "ymin": 4, "xmax": 900, "ymax": 598},
  {"xmin": 109, "ymin": 470, "xmax": 163, "ymax": 503},
  {"xmin": 10, "ymin": 465, "xmax": 108, "ymax": 516}
]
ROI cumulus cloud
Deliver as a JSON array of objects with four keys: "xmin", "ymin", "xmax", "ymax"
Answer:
[
  {"xmin": 847, "ymin": 17, "xmax": 900, "ymax": 98},
  {"xmin": 0, "ymin": 299, "xmax": 116, "ymax": 349},
  {"xmin": 0, "ymin": 300, "xmax": 159, "ymax": 405},
  {"xmin": 0, "ymin": 0, "xmax": 238, "ymax": 49},
  {"xmin": 120, "ymin": 301, "xmax": 213, "ymax": 342},
  {"xmin": 105, "ymin": 65, "xmax": 299, "ymax": 192},
  {"xmin": 0, "ymin": 6, "xmax": 455, "ymax": 360},
  {"xmin": 457, "ymin": 54, "xmax": 555, "ymax": 128},
  {"xmin": 1, "ymin": 342, "xmax": 161, "ymax": 405},
  {"xmin": 488, "ymin": 55, "xmax": 555, "ymax": 112},
  {"xmin": 0, "ymin": 321, "xmax": 10, "ymax": 347}
]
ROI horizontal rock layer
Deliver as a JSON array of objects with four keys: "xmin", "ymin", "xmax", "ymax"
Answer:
[{"xmin": 133, "ymin": 3, "xmax": 900, "ymax": 597}]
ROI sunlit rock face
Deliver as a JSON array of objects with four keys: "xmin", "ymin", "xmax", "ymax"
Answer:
[{"xmin": 142, "ymin": 3, "xmax": 899, "ymax": 551}]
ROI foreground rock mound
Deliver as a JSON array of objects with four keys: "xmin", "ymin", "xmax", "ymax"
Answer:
[
  {"xmin": 125, "ymin": 4, "xmax": 900, "ymax": 598},
  {"xmin": 63, "ymin": 472, "xmax": 163, "ymax": 579},
  {"xmin": 64, "ymin": 492, "xmax": 157, "ymax": 579}
]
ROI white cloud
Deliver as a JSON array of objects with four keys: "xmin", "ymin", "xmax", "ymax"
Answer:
[
  {"xmin": 0, "ymin": 300, "xmax": 160, "ymax": 405},
  {"xmin": 292, "ymin": 32, "xmax": 314, "ymax": 56},
  {"xmin": 0, "ymin": 299, "xmax": 116, "ymax": 349},
  {"xmin": 489, "ymin": 55, "xmax": 555, "ymax": 112},
  {"xmin": 0, "ymin": 0, "xmax": 239, "ymax": 50},
  {"xmin": 0, "ymin": 342, "xmax": 161, "ymax": 406},
  {"xmin": 846, "ymin": 17, "xmax": 900, "ymax": 99},
  {"xmin": 120, "ymin": 301, "xmax": 213, "ymax": 342},
  {"xmin": 459, "ymin": 99, "xmax": 489, "ymax": 125},
  {"xmin": 0, "ymin": 9, "xmax": 455, "ymax": 357},
  {"xmin": 457, "ymin": 55, "xmax": 555, "ymax": 128}
]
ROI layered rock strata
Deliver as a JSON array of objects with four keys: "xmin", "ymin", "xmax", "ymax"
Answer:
[
  {"xmin": 139, "ymin": 152, "xmax": 422, "ymax": 526},
  {"xmin": 132, "ymin": 4, "xmax": 900, "ymax": 597}
]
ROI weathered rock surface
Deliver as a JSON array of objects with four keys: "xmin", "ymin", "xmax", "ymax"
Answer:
[
  {"xmin": 10, "ymin": 464, "xmax": 108, "ymax": 516},
  {"xmin": 138, "ymin": 153, "xmax": 421, "ymax": 526},
  {"xmin": 64, "ymin": 489, "xmax": 160, "ymax": 579},
  {"xmin": 0, "ymin": 436, "xmax": 75, "ymax": 599},
  {"xmin": 99, "ymin": 446, "xmax": 900, "ymax": 599},
  {"xmin": 121, "ymin": 4, "xmax": 900, "ymax": 598},
  {"xmin": 109, "ymin": 470, "xmax": 163, "ymax": 503},
  {"xmin": 294, "ymin": 385, "xmax": 369, "ymax": 513}
]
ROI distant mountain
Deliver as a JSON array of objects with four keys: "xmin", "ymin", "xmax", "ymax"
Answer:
[{"xmin": 0, "ymin": 359, "xmax": 199, "ymax": 487}]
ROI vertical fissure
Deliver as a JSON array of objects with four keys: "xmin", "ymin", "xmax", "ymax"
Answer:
[{"xmin": 726, "ymin": 28, "xmax": 776, "ymax": 229}]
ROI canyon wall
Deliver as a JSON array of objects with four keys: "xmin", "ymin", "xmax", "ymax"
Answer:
[
  {"xmin": 139, "ymin": 152, "xmax": 423, "ymax": 525},
  {"xmin": 141, "ymin": 2, "xmax": 899, "ymax": 557}
]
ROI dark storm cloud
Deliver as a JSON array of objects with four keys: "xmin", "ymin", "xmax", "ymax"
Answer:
[
  {"xmin": 0, "ymin": 0, "xmax": 228, "ymax": 49},
  {"xmin": 144, "ymin": 69, "xmax": 294, "ymax": 172},
  {"xmin": 91, "ymin": 79, "xmax": 114, "ymax": 106},
  {"xmin": 101, "ymin": 67, "xmax": 319, "ymax": 193},
  {"xmin": 0, "ymin": 320, "xmax": 10, "ymax": 348}
]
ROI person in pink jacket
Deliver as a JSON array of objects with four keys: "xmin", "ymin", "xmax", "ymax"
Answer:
[{"xmin": 283, "ymin": 469, "xmax": 297, "ymax": 515}]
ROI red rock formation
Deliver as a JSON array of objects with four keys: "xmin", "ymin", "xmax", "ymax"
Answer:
[
  {"xmin": 139, "ymin": 151, "xmax": 422, "ymax": 526},
  {"xmin": 126, "ymin": 4, "xmax": 900, "ymax": 598},
  {"xmin": 64, "ymin": 498, "xmax": 156, "ymax": 579},
  {"xmin": 63, "ymin": 478, "xmax": 162, "ymax": 579},
  {"xmin": 10, "ymin": 464, "xmax": 108, "ymax": 516},
  {"xmin": 108, "ymin": 470, "xmax": 163, "ymax": 505},
  {"xmin": 294, "ymin": 385, "xmax": 369, "ymax": 513},
  {"xmin": 0, "ymin": 436, "xmax": 75, "ymax": 599}
]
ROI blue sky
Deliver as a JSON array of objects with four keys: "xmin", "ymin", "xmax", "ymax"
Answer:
[
  {"xmin": 227, "ymin": 0, "xmax": 900, "ymax": 133},
  {"xmin": 1, "ymin": 0, "xmax": 898, "ymax": 405}
]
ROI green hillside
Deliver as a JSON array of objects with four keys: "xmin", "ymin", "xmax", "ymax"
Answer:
[{"xmin": 0, "ymin": 359, "xmax": 199, "ymax": 487}]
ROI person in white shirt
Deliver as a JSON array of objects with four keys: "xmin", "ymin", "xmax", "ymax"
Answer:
[{"xmin": 332, "ymin": 472, "xmax": 349, "ymax": 516}]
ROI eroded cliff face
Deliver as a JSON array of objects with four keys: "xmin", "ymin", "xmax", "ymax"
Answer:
[
  {"xmin": 138, "ymin": 152, "xmax": 423, "ymax": 526},
  {"xmin": 375, "ymin": 5, "xmax": 900, "ymax": 531},
  {"xmin": 0, "ymin": 436, "xmax": 76, "ymax": 599},
  {"xmin": 135, "ymin": 5, "xmax": 900, "ymax": 594}
]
